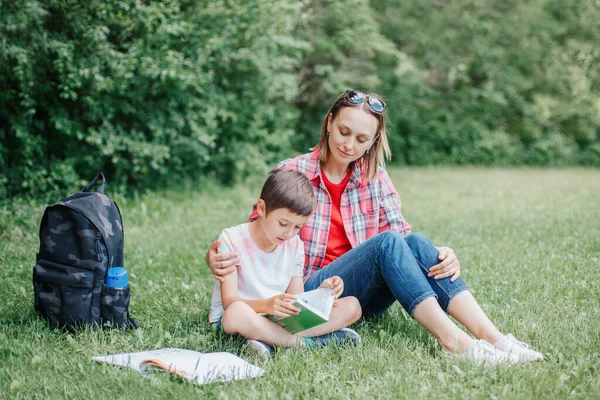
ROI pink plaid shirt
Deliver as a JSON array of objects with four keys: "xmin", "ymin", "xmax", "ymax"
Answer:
[{"xmin": 250, "ymin": 148, "xmax": 411, "ymax": 280}]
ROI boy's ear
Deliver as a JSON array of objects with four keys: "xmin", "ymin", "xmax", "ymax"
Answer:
[{"xmin": 256, "ymin": 199, "xmax": 266, "ymax": 217}]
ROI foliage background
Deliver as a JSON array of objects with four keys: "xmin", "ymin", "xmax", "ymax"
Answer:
[{"xmin": 1, "ymin": 0, "xmax": 599, "ymax": 199}]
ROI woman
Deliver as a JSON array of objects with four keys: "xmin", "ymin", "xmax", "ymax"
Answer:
[{"xmin": 206, "ymin": 90, "xmax": 543, "ymax": 364}]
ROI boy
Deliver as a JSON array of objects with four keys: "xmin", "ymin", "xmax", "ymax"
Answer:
[{"xmin": 209, "ymin": 169, "xmax": 362, "ymax": 358}]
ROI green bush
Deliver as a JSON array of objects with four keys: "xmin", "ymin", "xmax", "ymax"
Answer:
[
  {"xmin": 1, "ymin": 0, "xmax": 598, "ymax": 200},
  {"xmin": 0, "ymin": 0, "xmax": 305, "ymax": 199},
  {"xmin": 373, "ymin": 0, "xmax": 600, "ymax": 166}
]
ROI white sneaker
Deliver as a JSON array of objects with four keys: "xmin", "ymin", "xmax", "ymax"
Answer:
[
  {"xmin": 245, "ymin": 340, "xmax": 273, "ymax": 361},
  {"xmin": 493, "ymin": 334, "xmax": 544, "ymax": 362},
  {"xmin": 447, "ymin": 339, "xmax": 521, "ymax": 365}
]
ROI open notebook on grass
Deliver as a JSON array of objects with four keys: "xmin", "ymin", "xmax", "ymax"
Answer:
[
  {"xmin": 265, "ymin": 287, "xmax": 335, "ymax": 334},
  {"xmin": 92, "ymin": 348, "xmax": 265, "ymax": 385}
]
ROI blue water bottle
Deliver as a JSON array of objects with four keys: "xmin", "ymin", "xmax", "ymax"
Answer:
[{"xmin": 106, "ymin": 266, "xmax": 128, "ymax": 288}]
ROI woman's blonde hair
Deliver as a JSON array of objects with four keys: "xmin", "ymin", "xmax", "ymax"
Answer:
[{"xmin": 312, "ymin": 91, "xmax": 391, "ymax": 181}]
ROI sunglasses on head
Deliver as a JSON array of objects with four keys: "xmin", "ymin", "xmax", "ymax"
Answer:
[{"xmin": 344, "ymin": 90, "xmax": 386, "ymax": 114}]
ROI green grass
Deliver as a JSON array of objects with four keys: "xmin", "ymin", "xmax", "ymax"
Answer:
[{"xmin": 1, "ymin": 167, "xmax": 599, "ymax": 399}]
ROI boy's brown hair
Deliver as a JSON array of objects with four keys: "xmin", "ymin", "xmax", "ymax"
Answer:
[{"xmin": 260, "ymin": 169, "xmax": 316, "ymax": 216}]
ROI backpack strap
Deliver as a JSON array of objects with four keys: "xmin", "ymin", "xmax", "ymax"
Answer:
[{"xmin": 82, "ymin": 173, "xmax": 106, "ymax": 194}]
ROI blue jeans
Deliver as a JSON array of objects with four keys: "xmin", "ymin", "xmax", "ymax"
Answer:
[{"xmin": 304, "ymin": 232, "xmax": 469, "ymax": 318}]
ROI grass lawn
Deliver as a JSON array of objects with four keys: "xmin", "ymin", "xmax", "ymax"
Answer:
[{"xmin": 1, "ymin": 167, "xmax": 599, "ymax": 399}]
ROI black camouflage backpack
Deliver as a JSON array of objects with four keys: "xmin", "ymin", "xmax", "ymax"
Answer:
[{"xmin": 33, "ymin": 173, "xmax": 137, "ymax": 331}]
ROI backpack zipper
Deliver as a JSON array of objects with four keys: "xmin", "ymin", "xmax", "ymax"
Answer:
[{"xmin": 96, "ymin": 233, "xmax": 106, "ymax": 262}]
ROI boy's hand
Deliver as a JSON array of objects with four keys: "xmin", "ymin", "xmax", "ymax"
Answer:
[
  {"xmin": 267, "ymin": 294, "xmax": 300, "ymax": 318},
  {"xmin": 429, "ymin": 247, "xmax": 461, "ymax": 282},
  {"xmin": 206, "ymin": 239, "xmax": 239, "ymax": 282},
  {"xmin": 319, "ymin": 276, "xmax": 343, "ymax": 299}
]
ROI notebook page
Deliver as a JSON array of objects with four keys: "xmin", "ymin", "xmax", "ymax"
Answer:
[{"xmin": 296, "ymin": 288, "xmax": 335, "ymax": 318}]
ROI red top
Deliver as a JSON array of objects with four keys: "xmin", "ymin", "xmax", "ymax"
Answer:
[{"xmin": 321, "ymin": 169, "xmax": 353, "ymax": 266}]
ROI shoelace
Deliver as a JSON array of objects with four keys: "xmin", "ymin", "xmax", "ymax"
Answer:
[{"xmin": 506, "ymin": 334, "xmax": 530, "ymax": 349}]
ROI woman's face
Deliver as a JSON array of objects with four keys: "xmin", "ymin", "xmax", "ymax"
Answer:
[{"xmin": 326, "ymin": 106, "xmax": 378, "ymax": 168}]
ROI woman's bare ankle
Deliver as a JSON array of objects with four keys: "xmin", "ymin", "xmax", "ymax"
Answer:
[
  {"xmin": 471, "ymin": 327, "xmax": 503, "ymax": 345},
  {"xmin": 440, "ymin": 334, "xmax": 473, "ymax": 354}
]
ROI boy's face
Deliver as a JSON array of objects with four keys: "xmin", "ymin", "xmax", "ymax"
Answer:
[{"xmin": 257, "ymin": 201, "xmax": 309, "ymax": 247}]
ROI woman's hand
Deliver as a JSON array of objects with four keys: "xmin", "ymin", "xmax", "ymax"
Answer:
[
  {"xmin": 319, "ymin": 276, "xmax": 344, "ymax": 299},
  {"xmin": 266, "ymin": 293, "xmax": 300, "ymax": 318},
  {"xmin": 428, "ymin": 247, "xmax": 461, "ymax": 282},
  {"xmin": 206, "ymin": 240, "xmax": 239, "ymax": 282}
]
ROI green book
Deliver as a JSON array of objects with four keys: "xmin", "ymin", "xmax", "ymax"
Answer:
[{"xmin": 265, "ymin": 288, "xmax": 335, "ymax": 334}]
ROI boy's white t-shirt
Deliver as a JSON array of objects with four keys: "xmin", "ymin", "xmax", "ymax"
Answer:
[{"xmin": 208, "ymin": 222, "xmax": 305, "ymax": 323}]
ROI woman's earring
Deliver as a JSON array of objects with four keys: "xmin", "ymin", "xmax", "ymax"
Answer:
[
  {"xmin": 366, "ymin": 149, "xmax": 370, "ymax": 154},
  {"xmin": 327, "ymin": 131, "xmax": 330, "ymax": 136}
]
